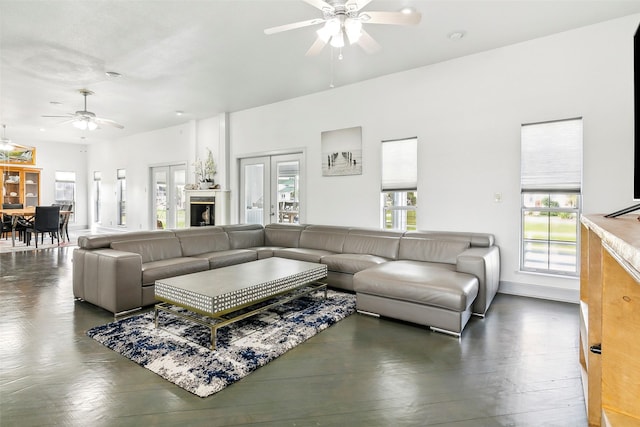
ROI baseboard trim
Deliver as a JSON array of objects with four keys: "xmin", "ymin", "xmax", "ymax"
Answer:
[{"xmin": 498, "ymin": 280, "xmax": 579, "ymax": 304}]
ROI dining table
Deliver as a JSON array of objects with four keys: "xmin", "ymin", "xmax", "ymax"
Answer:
[{"xmin": 0, "ymin": 207, "xmax": 72, "ymax": 247}]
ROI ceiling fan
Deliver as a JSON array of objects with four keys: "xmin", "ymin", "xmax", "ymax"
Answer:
[
  {"xmin": 264, "ymin": 0, "xmax": 421, "ymax": 56},
  {"xmin": 42, "ymin": 89, "xmax": 124, "ymax": 131}
]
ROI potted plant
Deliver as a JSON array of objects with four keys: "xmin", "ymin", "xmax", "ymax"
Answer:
[{"xmin": 194, "ymin": 148, "xmax": 217, "ymax": 189}]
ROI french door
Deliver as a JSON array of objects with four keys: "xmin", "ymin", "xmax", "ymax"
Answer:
[
  {"xmin": 240, "ymin": 153, "xmax": 303, "ymax": 225},
  {"xmin": 150, "ymin": 164, "xmax": 186, "ymax": 229}
]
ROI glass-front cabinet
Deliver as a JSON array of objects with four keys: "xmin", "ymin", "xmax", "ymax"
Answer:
[{"xmin": 1, "ymin": 167, "xmax": 41, "ymax": 207}]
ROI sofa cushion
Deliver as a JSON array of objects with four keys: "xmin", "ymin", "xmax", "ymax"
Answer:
[
  {"xmin": 175, "ymin": 228, "xmax": 231, "ymax": 256},
  {"xmin": 399, "ymin": 238, "xmax": 470, "ymax": 264},
  {"xmin": 247, "ymin": 246, "xmax": 283, "ymax": 259},
  {"xmin": 79, "ymin": 230, "xmax": 175, "ymax": 249},
  {"xmin": 404, "ymin": 231, "xmax": 494, "ymax": 248},
  {"xmin": 322, "ymin": 253, "xmax": 390, "ymax": 275},
  {"xmin": 353, "ymin": 260, "xmax": 478, "ymax": 312},
  {"xmin": 111, "ymin": 237, "xmax": 183, "ymax": 263},
  {"xmin": 141, "ymin": 257, "xmax": 209, "ymax": 285},
  {"xmin": 299, "ymin": 225, "xmax": 348, "ymax": 253},
  {"xmin": 343, "ymin": 228, "xmax": 402, "ymax": 259},
  {"xmin": 226, "ymin": 227, "xmax": 265, "ymax": 249},
  {"xmin": 264, "ymin": 223, "xmax": 305, "ymax": 247},
  {"xmin": 194, "ymin": 249, "xmax": 258, "ymax": 269},
  {"xmin": 273, "ymin": 248, "xmax": 335, "ymax": 263}
]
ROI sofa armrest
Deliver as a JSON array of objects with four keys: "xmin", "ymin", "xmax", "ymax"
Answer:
[
  {"xmin": 74, "ymin": 248, "xmax": 143, "ymax": 315},
  {"xmin": 456, "ymin": 246, "xmax": 500, "ymax": 315}
]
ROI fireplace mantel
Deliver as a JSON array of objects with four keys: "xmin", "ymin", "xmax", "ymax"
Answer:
[{"xmin": 184, "ymin": 189, "xmax": 230, "ymax": 227}]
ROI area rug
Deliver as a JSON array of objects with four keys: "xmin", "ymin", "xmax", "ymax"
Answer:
[
  {"xmin": 0, "ymin": 238, "xmax": 76, "ymax": 253},
  {"xmin": 87, "ymin": 289, "xmax": 356, "ymax": 397}
]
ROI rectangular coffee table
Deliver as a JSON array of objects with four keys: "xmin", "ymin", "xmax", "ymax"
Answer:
[{"xmin": 154, "ymin": 257, "xmax": 328, "ymax": 350}]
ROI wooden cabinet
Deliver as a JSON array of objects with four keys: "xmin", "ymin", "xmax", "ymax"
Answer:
[
  {"xmin": 1, "ymin": 167, "xmax": 41, "ymax": 207},
  {"xmin": 580, "ymin": 214, "xmax": 640, "ymax": 427}
]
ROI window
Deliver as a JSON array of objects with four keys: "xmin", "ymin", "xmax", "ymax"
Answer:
[
  {"xmin": 117, "ymin": 169, "xmax": 126, "ymax": 226},
  {"xmin": 93, "ymin": 171, "xmax": 101, "ymax": 223},
  {"xmin": 381, "ymin": 137, "xmax": 417, "ymax": 230},
  {"xmin": 54, "ymin": 171, "xmax": 76, "ymax": 223},
  {"xmin": 520, "ymin": 118, "xmax": 582, "ymax": 275}
]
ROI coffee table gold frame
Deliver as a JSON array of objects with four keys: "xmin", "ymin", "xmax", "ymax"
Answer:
[{"xmin": 154, "ymin": 281, "xmax": 327, "ymax": 350}]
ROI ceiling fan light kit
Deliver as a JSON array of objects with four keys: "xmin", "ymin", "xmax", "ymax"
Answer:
[
  {"xmin": 264, "ymin": 0, "xmax": 421, "ymax": 57},
  {"xmin": 72, "ymin": 117, "xmax": 98, "ymax": 131}
]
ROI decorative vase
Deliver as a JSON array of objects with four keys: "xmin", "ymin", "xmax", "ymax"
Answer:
[{"xmin": 199, "ymin": 182, "xmax": 209, "ymax": 190}]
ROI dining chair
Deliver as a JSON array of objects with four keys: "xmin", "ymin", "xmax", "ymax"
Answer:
[
  {"xmin": 60, "ymin": 203, "xmax": 73, "ymax": 241},
  {"xmin": 2, "ymin": 203, "xmax": 25, "ymax": 240},
  {"xmin": 25, "ymin": 206, "xmax": 61, "ymax": 248}
]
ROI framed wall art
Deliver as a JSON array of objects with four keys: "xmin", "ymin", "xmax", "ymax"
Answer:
[
  {"xmin": 321, "ymin": 126, "xmax": 362, "ymax": 176},
  {"xmin": 0, "ymin": 143, "xmax": 36, "ymax": 165}
]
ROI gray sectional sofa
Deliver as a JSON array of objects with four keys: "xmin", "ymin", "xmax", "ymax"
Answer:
[{"xmin": 73, "ymin": 223, "xmax": 500, "ymax": 336}]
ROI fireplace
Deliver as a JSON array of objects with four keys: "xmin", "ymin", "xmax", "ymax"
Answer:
[
  {"xmin": 189, "ymin": 196, "xmax": 215, "ymax": 227},
  {"xmin": 184, "ymin": 189, "xmax": 230, "ymax": 227}
]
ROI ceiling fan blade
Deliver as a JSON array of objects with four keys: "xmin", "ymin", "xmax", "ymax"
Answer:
[
  {"xmin": 41, "ymin": 114, "xmax": 73, "ymax": 118},
  {"xmin": 356, "ymin": 29, "xmax": 381, "ymax": 54},
  {"xmin": 264, "ymin": 18, "xmax": 325, "ymax": 35},
  {"xmin": 345, "ymin": 0, "xmax": 372, "ymax": 12},
  {"xmin": 302, "ymin": 0, "xmax": 333, "ymax": 11},
  {"xmin": 56, "ymin": 118, "xmax": 77, "ymax": 125},
  {"xmin": 361, "ymin": 11, "xmax": 422, "ymax": 26},
  {"xmin": 305, "ymin": 36, "xmax": 329, "ymax": 56},
  {"xmin": 94, "ymin": 117, "xmax": 124, "ymax": 129}
]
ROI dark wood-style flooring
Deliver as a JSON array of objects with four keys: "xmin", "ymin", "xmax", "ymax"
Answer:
[{"xmin": 0, "ymin": 247, "xmax": 587, "ymax": 426}]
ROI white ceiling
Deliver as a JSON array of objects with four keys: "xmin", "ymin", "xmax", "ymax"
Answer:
[{"xmin": 2, "ymin": 0, "xmax": 640, "ymax": 146}]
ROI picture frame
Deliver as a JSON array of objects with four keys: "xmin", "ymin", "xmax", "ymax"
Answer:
[
  {"xmin": 0, "ymin": 143, "xmax": 36, "ymax": 165},
  {"xmin": 321, "ymin": 126, "xmax": 362, "ymax": 176}
]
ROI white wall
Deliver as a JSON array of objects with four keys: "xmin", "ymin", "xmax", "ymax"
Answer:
[{"xmin": 228, "ymin": 15, "xmax": 639, "ymax": 301}]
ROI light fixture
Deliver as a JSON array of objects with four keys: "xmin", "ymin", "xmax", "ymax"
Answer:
[
  {"xmin": 448, "ymin": 31, "xmax": 466, "ymax": 40},
  {"xmin": 175, "ymin": 110, "xmax": 184, "ymax": 116},
  {"xmin": 317, "ymin": 15, "xmax": 361, "ymax": 51},
  {"xmin": 72, "ymin": 117, "xmax": 98, "ymax": 131},
  {"xmin": 344, "ymin": 18, "xmax": 362, "ymax": 44},
  {"xmin": 330, "ymin": 30, "xmax": 345, "ymax": 48}
]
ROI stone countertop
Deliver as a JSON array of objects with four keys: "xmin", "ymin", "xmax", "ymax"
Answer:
[{"xmin": 581, "ymin": 214, "xmax": 640, "ymax": 274}]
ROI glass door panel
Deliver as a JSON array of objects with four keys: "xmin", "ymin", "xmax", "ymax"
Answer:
[
  {"xmin": 240, "ymin": 157, "xmax": 269, "ymax": 225},
  {"xmin": 151, "ymin": 164, "xmax": 186, "ymax": 229},
  {"xmin": 153, "ymin": 169, "xmax": 168, "ymax": 229},
  {"xmin": 173, "ymin": 168, "xmax": 186, "ymax": 228},
  {"xmin": 273, "ymin": 157, "xmax": 300, "ymax": 224},
  {"xmin": 24, "ymin": 171, "xmax": 39, "ymax": 207}
]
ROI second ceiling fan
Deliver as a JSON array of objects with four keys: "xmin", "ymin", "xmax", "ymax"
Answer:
[
  {"xmin": 43, "ymin": 89, "xmax": 124, "ymax": 131},
  {"xmin": 264, "ymin": 0, "xmax": 421, "ymax": 56}
]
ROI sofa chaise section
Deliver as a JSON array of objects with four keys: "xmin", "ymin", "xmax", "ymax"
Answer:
[
  {"xmin": 353, "ymin": 230, "xmax": 499, "ymax": 336},
  {"xmin": 354, "ymin": 261, "xmax": 479, "ymax": 336}
]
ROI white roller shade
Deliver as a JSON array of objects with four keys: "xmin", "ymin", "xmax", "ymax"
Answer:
[
  {"xmin": 521, "ymin": 118, "xmax": 582, "ymax": 192},
  {"xmin": 382, "ymin": 138, "xmax": 417, "ymax": 191}
]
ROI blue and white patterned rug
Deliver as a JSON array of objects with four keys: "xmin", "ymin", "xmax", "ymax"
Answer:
[{"xmin": 87, "ymin": 289, "xmax": 356, "ymax": 397}]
